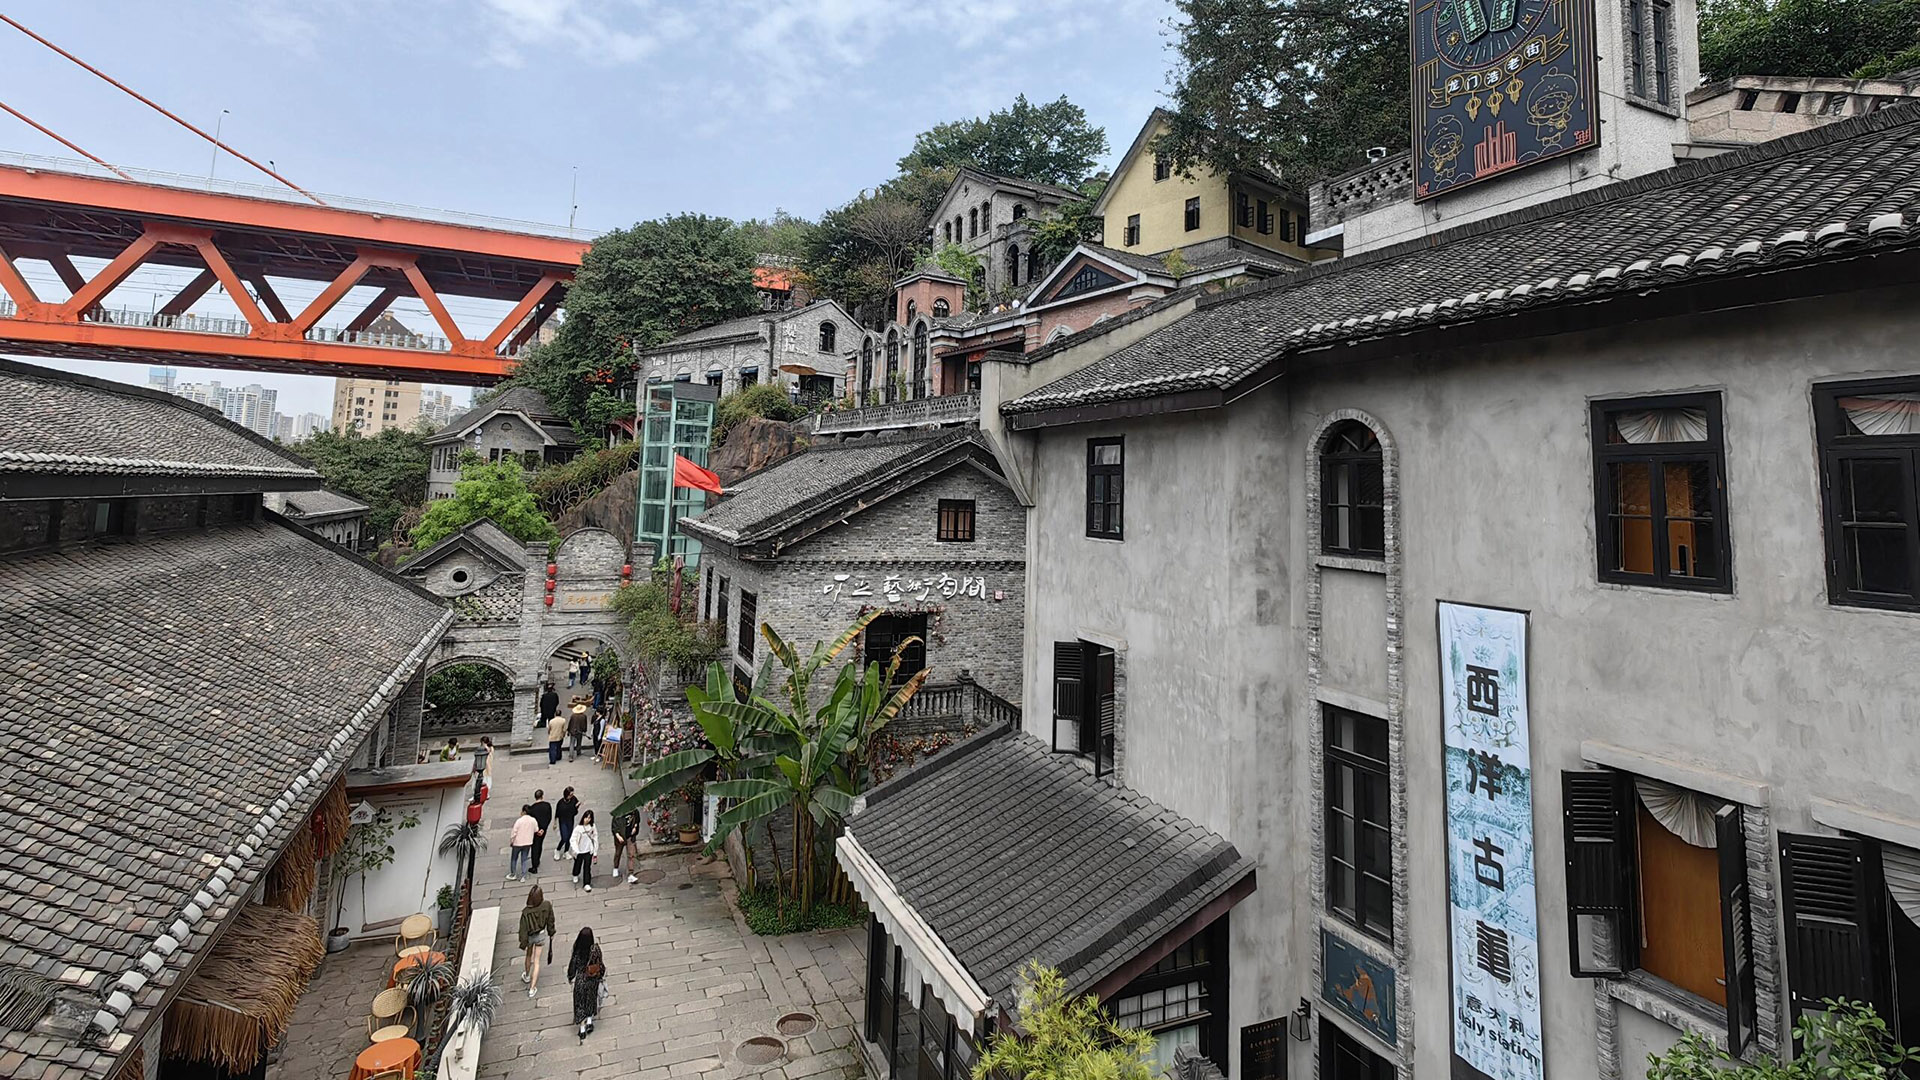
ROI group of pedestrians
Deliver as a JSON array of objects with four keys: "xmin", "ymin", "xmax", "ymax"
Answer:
[{"xmin": 515, "ymin": 887, "xmax": 607, "ymax": 1040}]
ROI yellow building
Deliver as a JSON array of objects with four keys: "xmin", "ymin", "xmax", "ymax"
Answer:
[
  {"xmin": 328, "ymin": 313, "xmax": 437, "ymax": 435},
  {"xmin": 1096, "ymin": 109, "xmax": 1327, "ymax": 268}
]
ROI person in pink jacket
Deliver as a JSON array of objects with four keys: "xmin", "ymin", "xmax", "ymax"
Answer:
[{"xmin": 508, "ymin": 804, "xmax": 538, "ymax": 881}]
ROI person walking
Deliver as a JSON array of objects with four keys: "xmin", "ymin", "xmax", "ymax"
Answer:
[
  {"xmin": 555, "ymin": 786, "xmax": 579, "ymax": 860},
  {"xmin": 507, "ymin": 804, "xmax": 537, "ymax": 881},
  {"xmin": 567, "ymin": 926, "xmax": 607, "ymax": 1040},
  {"xmin": 528, "ymin": 789, "xmax": 553, "ymax": 875},
  {"xmin": 567, "ymin": 703, "xmax": 590, "ymax": 761},
  {"xmin": 516, "ymin": 885, "xmax": 555, "ymax": 1000},
  {"xmin": 570, "ymin": 809, "xmax": 599, "ymax": 892},
  {"xmin": 546, "ymin": 707, "xmax": 567, "ymax": 766},
  {"xmin": 539, "ymin": 682, "xmax": 559, "ymax": 724},
  {"xmin": 611, "ymin": 810, "xmax": 642, "ymax": 884}
]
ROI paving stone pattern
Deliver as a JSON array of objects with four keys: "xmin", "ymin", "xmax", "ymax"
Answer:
[{"xmin": 471, "ymin": 748, "xmax": 870, "ymax": 1080}]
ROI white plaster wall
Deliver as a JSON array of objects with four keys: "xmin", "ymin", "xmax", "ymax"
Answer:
[{"xmin": 336, "ymin": 785, "xmax": 468, "ymax": 939}]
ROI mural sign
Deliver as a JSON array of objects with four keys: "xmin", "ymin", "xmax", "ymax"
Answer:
[
  {"xmin": 1411, "ymin": 0, "xmax": 1599, "ymax": 200},
  {"xmin": 1322, "ymin": 929, "xmax": 1398, "ymax": 1046},
  {"xmin": 1438, "ymin": 602, "xmax": 1542, "ymax": 1080}
]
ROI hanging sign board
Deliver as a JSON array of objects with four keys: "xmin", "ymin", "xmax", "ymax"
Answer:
[{"xmin": 1438, "ymin": 602, "xmax": 1542, "ymax": 1080}]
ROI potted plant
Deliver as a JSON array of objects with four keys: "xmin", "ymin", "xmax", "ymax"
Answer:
[
  {"xmin": 439, "ymin": 820, "xmax": 483, "ymax": 890},
  {"xmin": 403, "ymin": 954, "xmax": 456, "ymax": 1038},
  {"xmin": 677, "ymin": 781, "xmax": 703, "ymax": 845},
  {"xmin": 445, "ymin": 971, "xmax": 503, "ymax": 1062},
  {"xmin": 326, "ymin": 808, "xmax": 419, "ymax": 952},
  {"xmin": 434, "ymin": 885, "xmax": 456, "ymax": 936}
]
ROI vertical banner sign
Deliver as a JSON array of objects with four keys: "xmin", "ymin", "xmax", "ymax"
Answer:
[
  {"xmin": 1438, "ymin": 602, "xmax": 1542, "ymax": 1080},
  {"xmin": 1410, "ymin": 0, "xmax": 1600, "ymax": 200}
]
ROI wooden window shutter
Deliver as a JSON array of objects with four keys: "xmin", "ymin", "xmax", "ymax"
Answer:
[
  {"xmin": 1052, "ymin": 642, "xmax": 1084, "ymax": 754},
  {"xmin": 1562, "ymin": 769, "xmax": 1638, "ymax": 976},
  {"xmin": 1780, "ymin": 832, "xmax": 1885, "ymax": 1021},
  {"xmin": 1093, "ymin": 646, "xmax": 1116, "ymax": 777},
  {"xmin": 1716, "ymin": 803, "xmax": 1758, "ymax": 1054}
]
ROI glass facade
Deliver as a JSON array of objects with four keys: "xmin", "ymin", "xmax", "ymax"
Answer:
[{"xmin": 637, "ymin": 382, "xmax": 717, "ymax": 565}]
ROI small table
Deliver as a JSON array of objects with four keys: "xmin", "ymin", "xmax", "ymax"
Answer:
[
  {"xmin": 396, "ymin": 945, "xmax": 431, "ymax": 962},
  {"xmin": 349, "ymin": 1036, "xmax": 419, "ymax": 1080},
  {"xmin": 388, "ymin": 951, "xmax": 446, "ymax": 988},
  {"xmin": 369, "ymin": 1024, "xmax": 411, "ymax": 1043}
]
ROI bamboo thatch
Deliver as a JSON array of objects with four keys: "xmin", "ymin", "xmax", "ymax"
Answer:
[
  {"xmin": 160, "ymin": 905, "xmax": 324, "ymax": 1072},
  {"xmin": 311, "ymin": 775, "xmax": 349, "ymax": 860},
  {"xmin": 264, "ymin": 823, "xmax": 316, "ymax": 913}
]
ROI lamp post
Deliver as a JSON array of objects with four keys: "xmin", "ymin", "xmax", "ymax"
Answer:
[{"xmin": 208, "ymin": 109, "xmax": 229, "ymax": 188}]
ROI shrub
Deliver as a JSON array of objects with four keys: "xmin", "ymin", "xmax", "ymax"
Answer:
[
  {"xmin": 1644, "ymin": 999, "xmax": 1916, "ymax": 1080},
  {"xmin": 529, "ymin": 442, "xmax": 641, "ymax": 520},
  {"xmin": 610, "ymin": 582, "xmax": 723, "ymax": 672},
  {"xmin": 736, "ymin": 885, "xmax": 864, "ymax": 936},
  {"xmin": 713, "ymin": 384, "xmax": 806, "ymax": 449}
]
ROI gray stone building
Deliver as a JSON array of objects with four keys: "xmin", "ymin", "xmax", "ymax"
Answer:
[
  {"xmin": 0, "ymin": 360, "xmax": 451, "ymax": 1080},
  {"xmin": 264, "ymin": 487, "xmax": 371, "ymax": 550},
  {"xmin": 942, "ymin": 103, "xmax": 1920, "ymax": 1080},
  {"xmin": 679, "ymin": 427, "xmax": 1026, "ymax": 706},
  {"xmin": 425, "ymin": 385, "xmax": 580, "ymax": 499},
  {"xmin": 928, "ymin": 167, "xmax": 1084, "ymax": 299},
  {"xmin": 637, "ymin": 299, "xmax": 861, "ymax": 401}
]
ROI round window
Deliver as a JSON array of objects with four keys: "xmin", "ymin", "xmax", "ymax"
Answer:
[{"xmin": 451, "ymin": 568, "xmax": 470, "ymax": 585}]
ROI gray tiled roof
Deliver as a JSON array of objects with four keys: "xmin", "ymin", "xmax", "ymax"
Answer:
[
  {"xmin": 849, "ymin": 727, "xmax": 1254, "ymax": 1002},
  {"xmin": 432, "ymin": 385, "xmax": 571, "ymax": 442},
  {"xmin": 272, "ymin": 488, "xmax": 370, "ymax": 520},
  {"xmin": 0, "ymin": 523, "xmax": 450, "ymax": 1080},
  {"xmin": 0, "ymin": 361, "xmax": 316, "ymax": 483},
  {"xmin": 644, "ymin": 300, "xmax": 847, "ymax": 354},
  {"xmin": 680, "ymin": 429, "xmax": 978, "ymax": 546},
  {"xmin": 402, "ymin": 517, "xmax": 530, "ymax": 575},
  {"xmin": 1008, "ymin": 106, "xmax": 1920, "ymax": 415}
]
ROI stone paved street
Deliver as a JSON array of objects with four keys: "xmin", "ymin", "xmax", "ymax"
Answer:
[{"xmin": 471, "ymin": 744, "xmax": 868, "ymax": 1080}]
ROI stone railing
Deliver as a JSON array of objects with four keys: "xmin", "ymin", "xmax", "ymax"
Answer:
[
  {"xmin": 812, "ymin": 392, "xmax": 980, "ymax": 435},
  {"xmin": 423, "ymin": 700, "xmax": 516, "ymax": 738},
  {"xmin": 1310, "ymin": 151, "xmax": 1414, "ymax": 230},
  {"xmin": 891, "ymin": 673, "xmax": 1020, "ymax": 737}
]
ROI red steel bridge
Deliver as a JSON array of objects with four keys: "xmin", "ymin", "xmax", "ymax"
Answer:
[{"xmin": 0, "ymin": 160, "xmax": 589, "ymax": 385}]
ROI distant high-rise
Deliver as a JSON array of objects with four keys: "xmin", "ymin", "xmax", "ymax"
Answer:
[
  {"xmin": 293, "ymin": 412, "xmax": 329, "ymax": 440},
  {"xmin": 146, "ymin": 366, "xmax": 178, "ymax": 394},
  {"xmin": 220, "ymin": 384, "xmax": 278, "ymax": 437},
  {"xmin": 331, "ymin": 313, "xmax": 431, "ymax": 435}
]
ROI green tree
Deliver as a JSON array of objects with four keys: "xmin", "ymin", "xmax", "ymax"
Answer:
[
  {"xmin": 1699, "ymin": 0, "xmax": 1920, "ymax": 80},
  {"xmin": 973, "ymin": 962, "xmax": 1154, "ymax": 1080},
  {"xmin": 1160, "ymin": 0, "xmax": 1410, "ymax": 184},
  {"xmin": 898, "ymin": 94, "xmax": 1110, "ymax": 187},
  {"xmin": 1644, "ymin": 999, "xmax": 1915, "ymax": 1080},
  {"xmin": 713, "ymin": 383, "xmax": 808, "ymax": 449},
  {"xmin": 425, "ymin": 663, "xmax": 513, "ymax": 709},
  {"xmin": 287, "ymin": 426, "xmax": 431, "ymax": 543},
  {"xmin": 802, "ymin": 188, "xmax": 937, "ymax": 321},
  {"xmin": 931, "ymin": 244, "xmax": 986, "ymax": 309},
  {"xmin": 508, "ymin": 213, "xmax": 761, "ymax": 432},
  {"xmin": 738, "ymin": 209, "xmax": 818, "ymax": 260},
  {"xmin": 1027, "ymin": 175, "xmax": 1109, "ymax": 267},
  {"xmin": 408, "ymin": 458, "xmax": 558, "ymax": 550}
]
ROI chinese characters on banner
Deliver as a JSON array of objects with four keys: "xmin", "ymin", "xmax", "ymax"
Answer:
[
  {"xmin": 1438, "ymin": 602, "xmax": 1543, "ymax": 1080},
  {"xmin": 820, "ymin": 572, "xmax": 988, "ymax": 604}
]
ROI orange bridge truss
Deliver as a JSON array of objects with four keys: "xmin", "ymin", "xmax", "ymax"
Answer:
[{"xmin": 0, "ymin": 163, "xmax": 588, "ymax": 384}]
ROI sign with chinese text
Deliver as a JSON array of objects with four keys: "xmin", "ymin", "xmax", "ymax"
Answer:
[
  {"xmin": 1240, "ymin": 1017, "xmax": 1288, "ymax": 1080},
  {"xmin": 1322, "ymin": 929, "xmax": 1398, "ymax": 1046},
  {"xmin": 820, "ymin": 571, "xmax": 989, "ymax": 604},
  {"xmin": 1438, "ymin": 602, "xmax": 1541, "ymax": 1080},
  {"xmin": 1411, "ymin": 0, "xmax": 1599, "ymax": 200}
]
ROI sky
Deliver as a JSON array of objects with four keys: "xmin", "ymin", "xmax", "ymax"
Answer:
[{"xmin": 1, "ymin": 0, "xmax": 1179, "ymax": 416}]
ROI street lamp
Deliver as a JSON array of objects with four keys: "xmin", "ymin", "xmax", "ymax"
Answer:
[{"xmin": 208, "ymin": 109, "xmax": 229, "ymax": 188}]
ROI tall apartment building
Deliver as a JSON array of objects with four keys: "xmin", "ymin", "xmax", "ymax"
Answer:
[
  {"xmin": 220, "ymin": 383, "xmax": 278, "ymax": 436},
  {"xmin": 417, "ymin": 389, "xmax": 460, "ymax": 429},
  {"xmin": 332, "ymin": 377, "xmax": 424, "ymax": 435}
]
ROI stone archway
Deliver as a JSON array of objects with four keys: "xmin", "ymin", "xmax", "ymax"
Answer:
[{"xmin": 423, "ymin": 656, "xmax": 517, "ymax": 740}]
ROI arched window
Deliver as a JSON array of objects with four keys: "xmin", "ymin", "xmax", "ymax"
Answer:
[
  {"xmin": 1027, "ymin": 247, "xmax": 1041, "ymax": 283},
  {"xmin": 1321, "ymin": 420, "xmax": 1384, "ymax": 557},
  {"xmin": 859, "ymin": 337, "xmax": 874, "ymax": 401},
  {"xmin": 943, "ymin": 221, "xmax": 953, "ymax": 243},
  {"xmin": 818, "ymin": 322, "xmax": 836, "ymax": 353},
  {"xmin": 884, "ymin": 329, "xmax": 900, "ymax": 403},
  {"xmin": 932, "ymin": 297, "xmax": 950, "ymax": 318},
  {"xmin": 954, "ymin": 216, "xmax": 963, "ymax": 241},
  {"xmin": 969, "ymin": 208, "xmax": 978, "ymax": 237},
  {"xmin": 911, "ymin": 321, "xmax": 929, "ymax": 401},
  {"xmin": 1006, "ymin": 244, "xmax": 1022, "ymax": 287},
  {"xmin": 1012, "ymin": 203, "xmax": 1027, "ymax": 220},
  {"xmin": 906, "ymin": 299, "xmax": 917, "ymax": 321}
]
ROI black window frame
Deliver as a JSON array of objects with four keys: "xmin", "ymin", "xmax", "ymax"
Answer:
[
  {"xmin": 1124, "ymin": 214, "xmax": 1141, "ymax": 247},
  {"xmin": 932, "ymin": 297, "xmax": 950, "ymax": 318},
  {"xmin": 1320, "ymin": 1018, "xmax": 1393, "ymax": 1080},
  {"xmin": 1628, "ymin": 0, "xmax": 1648, "ymax": 97},
  {"xmin": 1237, "ymin": 191, "xmax": 1253, "ymax": 228},
  {"xmin": 1320, "ymin": 420, "xmax": 1384, "ymax": 558},
  {"xmin": 937, "ymin": 499, "xmax": 976, "ymax": 542},
  {"xmin": 737, "ymin": 589, "xmax": 757, "ymax": 663},
  {"xmin": 1153, "ymin": 155, "xmax": 1171, "ymax": 181},
  {"xmin": 1086, "ymin": 436, "xmax": 1124, "ymax": 540},
  {"xmin": 866, "ymin": 613, "xmax": 928, "ymax": 685},
  {"xmin": 1651, "ymin": 0, "xmax": 1673, "ymax": 104},
  {"xmin": 1051, "ymin": 639, "xmax": 1115, "ymax": 776},
  {"xmin": 1777, "ymin": 830, "xmax": 1920, "ymax": 1049},
  {"xmin": 819, "ymin": 321, "xmax": 837, "ymax": 353},
  {"xmin": 1256, "ymin": 199, "xmax": 1272, "ymax": 235},
  {"xmin": 1184, "ymin": 197, "xmax": 1201, "ymax": 232},
  {"xmin": 1814, "ymin": 376, "xmax": 1920, "ymax": 611},
  {"xmin": 1324, "ymin": 705, "xmax": 1393, "ymax": 944},
  {"xmin": 1591, "ymin": 391, "xmax": 1732, "ymax": 592},
  {"xmin": 1562, "ymin": 768, "xmax": 1758, "ymax": 1054},
  {"xmin": 716, "ymin": 576, "xmax": 729, "ymax": 637}
]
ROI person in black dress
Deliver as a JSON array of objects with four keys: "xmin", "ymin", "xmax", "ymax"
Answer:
[{"xmin": 567, "ymin": 926, "xmax": 606, "ymax": 1039}]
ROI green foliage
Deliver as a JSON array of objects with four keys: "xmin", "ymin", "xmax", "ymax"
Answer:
[
  {"xmin": 1161, "ymin": 248, "xmax": 1194, "ymax": 279},
  {"xmin": 1161, "ymin": 0, "xmax": 1410, "ymax": 183},
  {"xmin": 409, "ymin": 458, "xmax": 557, "ymax": 550},
  {"xmin": 973, "ymin": 962, "xmax": 1155, "ymax": 1080},
  {"xmin": 287, "ymin": 427, "xmax": 431, "ymax": 542},
  {"xmin": 735, "ymin": 885, "xmax": 864, "ymax": 936},
  {"xmin": 898, "ymin": 94, "xmax": 1109, "ymax": 188},
  {"xmin": 738, "ymin": 210, "xmax": 818, "ymax": 260},
  {"xmin": 610, "ymin": 582, "xmax": 723, "ymax": 672},
  {"xmin": 435, "ymin": 884, "xmax": 456, "ymax": 910},
  {"xmin": 803, "ymin": 187, "xmax": 936, "ymax": 321},
  {"xmin": 528, "ymin": 442, "xmax": 641, "ymax": 520},
  {"xmin": 1699, "ymin": 0, "xmax": 1920, "ymax": 80},
  {"xmin": 330, "ymin": 809, "xmax": 420, "ymax": 931},
  {"xmin": 507, "ymin": 213, "xmax": 761, "ymax": 432},
  {"xmin": 931, "ymin": 244, "xmax": 986, "ymax": 309},
  {"xmin": 426, "ymin": 664, "xmax": 513, "ymax": 709},
  {"xmin": 1028, "ymin": 176, "xmax": 1109, "ymax": 268},
  {"xmin": 1645, "ymin": 1000, "xmax": 1916, "ymax": 1080},
  {"xmin": 713, "ymin": 383, "xmax": 807, "ymax": 449}
]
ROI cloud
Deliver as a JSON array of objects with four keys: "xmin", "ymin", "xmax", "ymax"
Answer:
[{"xmin": 477, "ymin": 0, "xmax": 672, "ymax": 66}]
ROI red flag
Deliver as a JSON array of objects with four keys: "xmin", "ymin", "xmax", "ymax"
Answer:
[{"xmin": 672, "ymin": 454, "xmax": 724, "ymax": 496}]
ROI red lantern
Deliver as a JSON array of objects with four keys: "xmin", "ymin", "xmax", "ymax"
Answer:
[
  {"xmin": 620, "ymin": 564, "xmax": 632, "ymax": 577},
  {"xmin": 544, "ymin": 579, "xmax": 555, "ymax": 592},
  {"xmin": 546, "ymin": 563, "xmax": 558, "ymax": 577},
  {"xmin": 466, "ymin": 801, "xmax": 483, "ymax": 824},
  {"xmin": 544, "ymin": 594, "xmax": 554, "ymax": 607}
]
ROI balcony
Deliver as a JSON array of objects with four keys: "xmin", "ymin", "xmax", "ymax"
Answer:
[{"xmin": 811, "ymin": 391, "xmax": 980, "ymax": 435}]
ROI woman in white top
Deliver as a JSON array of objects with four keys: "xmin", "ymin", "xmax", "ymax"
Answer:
[{"xmin": 570, "ymin": 810, "xmax": 600, "ymax": 892}]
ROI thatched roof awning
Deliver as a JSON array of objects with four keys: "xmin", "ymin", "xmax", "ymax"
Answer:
[{"xmin": 160, "ymin": 905, "xmax": 324, "ymax": 1072}]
